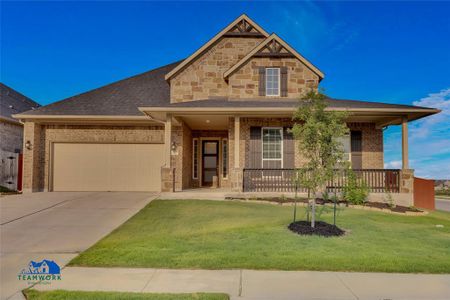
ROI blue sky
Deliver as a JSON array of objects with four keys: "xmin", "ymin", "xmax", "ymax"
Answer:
[{"xmin": 1, "ymin": 1, "xmax": 450, "ymax": 178}]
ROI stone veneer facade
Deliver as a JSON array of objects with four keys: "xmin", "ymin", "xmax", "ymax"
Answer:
[
  {"xmin": 170, "ymin": 37, "xmax": 265, "ymax": 102},
  {"xmin": 170, "ymin": 37, "xmax": 320, "ymax": 102},
  {"xmin": 228, "ymin": 57, "xmax": 319, "ymax": 99}
]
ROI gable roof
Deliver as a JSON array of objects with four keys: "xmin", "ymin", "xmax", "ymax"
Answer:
[
  {"xmin": 224, "ymin": 34, "xmax": 324, "ymax": 80},
  {"xmin": 16, "ymin": 61, "xmax": 180, "ymax": 117},
  {"xmin": 0, "ymin": 83, "xmax": 40, "ymax": 123},
  {"xmin": 164, "ymin": 14, "xmax": 269, "ymax": 81}
]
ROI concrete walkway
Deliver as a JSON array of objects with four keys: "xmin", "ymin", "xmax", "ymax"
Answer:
[
  {"xmin": 1, "ymin": 192, "xmax": 156, "ymax": 300},
  {"xmin": 34, "ymin": 267, "xmax": 450, "ymax": 300}
]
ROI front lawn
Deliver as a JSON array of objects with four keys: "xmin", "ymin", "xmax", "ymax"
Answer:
[
  {"xmin": 24, "ymin": 290, "xmax": 228, "ymax": 300},
  {"xmin": 70, "ymin": 200, "xmax": 450, "ymax": 273}
]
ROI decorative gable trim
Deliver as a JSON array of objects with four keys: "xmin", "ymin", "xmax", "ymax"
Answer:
[
  {"xmin": 253, "ymin": 39, "xmax": 296, "ymax": 58},
  {"xmin": 223, "ymin": 34, "xmax": 325, "ymax": 80},
  {"xmin": 164, "ymin": 14, "xmax": 269, "ymax": 81},
  {"xmin": 223, "ymin": 18, "xmax": 266, "ymax": 38}
]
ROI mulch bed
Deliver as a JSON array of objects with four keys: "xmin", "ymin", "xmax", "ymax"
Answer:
[
  {"xmin": 230, "ymin": 197, "xmax": 421, "ymax": 213},
  {"xmin": 288, "ymin": 220, "xmax": 345, "ymax": 237},
  {"xmin": 365, "ymin": 201, "xmax": 421, "ymax": 213}
]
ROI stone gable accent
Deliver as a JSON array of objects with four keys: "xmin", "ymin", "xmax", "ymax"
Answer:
[
  {"xmin": 170, "ymin": 37, "xmax": 264, "ymax": 102},
  {"xmin": 228, "ymin": 57, "xmax": 319, "ymax": 99}
]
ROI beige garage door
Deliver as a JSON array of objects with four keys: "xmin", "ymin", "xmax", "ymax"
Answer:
[{"xmin": 52, "ymin": 143, "xmax": 164, "ymax": 192}]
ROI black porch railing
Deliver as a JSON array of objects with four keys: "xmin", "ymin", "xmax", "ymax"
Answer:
[{"xmin": 242, "ymin": 168, "xmax": 400, "ymax": 193}]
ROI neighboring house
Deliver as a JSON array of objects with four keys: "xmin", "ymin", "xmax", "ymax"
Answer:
[
  {"xmin": 14, "ymin": 15, "xmax": 439, "ymax": 205},
  {"xmin": 0, "ymin": 83, "xmax": 40, "ymax": 190}
]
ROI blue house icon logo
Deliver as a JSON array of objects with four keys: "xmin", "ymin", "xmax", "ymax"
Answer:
[{"xmin": 18, "ymin": 259, "xmax": 62, "ymax": 282}]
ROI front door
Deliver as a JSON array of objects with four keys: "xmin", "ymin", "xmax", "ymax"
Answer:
[{"xmin": 202, "ymin": 141, "xmax": 219, "ymax": 186}]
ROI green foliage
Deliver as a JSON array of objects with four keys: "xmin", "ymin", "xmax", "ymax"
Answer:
[
  {"xmin": 291, "ymin": 89, "xmax": 349, "ymax": 195},
  {"xmin": 385, "ymin": 191, "xmax": 395, "ymax": 208},
  {"xmin": 23, "ymin": 290, "xmax": 229, "ymax": 300},
  {"xmin": 343, "ymin": 171, "xmax": 369, "ymax": 205},
  {"xmin": 291, "ymin": 89, "xmax": 349, "ymax": 227},
  {"xmin": 436, "ymin": 188, "xmax": 450, "ymax": 196}
]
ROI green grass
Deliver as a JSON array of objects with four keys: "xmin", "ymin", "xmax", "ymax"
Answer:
[
  {"xmin": 70, "ymin": 200, "xmax": 450, "ymax": 273},
  {"xmin": 23, "ymin": 290, "xmax": 229, "ymax": 300}
]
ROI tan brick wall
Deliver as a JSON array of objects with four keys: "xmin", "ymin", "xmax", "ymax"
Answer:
[
  {"xmin": 227, "ymin": 119, "xmax": 384, "ymax": 191},
  {"xmin": 23, "ymin": 122, "xmax": 43, "ymax": 192},
  {"xmin": 0, "ymin": 121, "xmax": 23, "ymax": 153},
  {"xmin": 228, "ymin": 58, "xmax": 319, "ymax": 99},
  {"xmin": 348, "ymin": 123, "xmax": 384, "ymax": 169},
  {"xmin": 22, "ymin": 122, "xmax": 164, "ymax": 192},
  {"xmin": 170, "ymin": 37, "xmax": 264, "ymax": 102}
]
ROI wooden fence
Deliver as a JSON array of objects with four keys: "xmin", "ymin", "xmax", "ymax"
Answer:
[
  {"xmin": 413, "ymin": 177, "xmax": 435, "ymax": 210},
  {"xmin": 0, "ymin": 150, "xmax": 21, "ymax": 191}
]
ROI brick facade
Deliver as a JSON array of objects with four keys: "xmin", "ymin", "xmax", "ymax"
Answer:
[
  {"xmin": 0, "ymin": 121, "xmax": 23, "ymax": 153},
  {"xmin": 22, "ymin": 122, "xmax": 164, "ymax": 192},
  {"xmin": 347, "ymin": 123, "xmax": 384, "ymax": 169}
]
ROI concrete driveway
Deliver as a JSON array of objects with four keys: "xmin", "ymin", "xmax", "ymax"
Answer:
[{"xmin": 0, "ymin": 192, "xmax": 156, "ymax": 300}]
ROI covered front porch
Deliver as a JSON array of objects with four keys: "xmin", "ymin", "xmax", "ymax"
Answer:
[{"xmin": 140, "ymin": 104, "xmax": 418, "ymax": 204}]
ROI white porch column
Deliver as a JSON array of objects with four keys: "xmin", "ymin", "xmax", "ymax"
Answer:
[
  {"xmin": 234, "ymin": 116, "xmax": 240, "ymax": 168},
  {"xmin": 164, "ymin": 113, "xmax": 172, "ymax": 167},
  {"xmin": 401, "ymin": 116, "xmax": 409, "ymax": 169}
]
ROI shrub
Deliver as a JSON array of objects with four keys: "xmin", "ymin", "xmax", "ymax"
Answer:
[{"xmin": 343, "ymin": 171, "xmax": 369, "ymax": 205}]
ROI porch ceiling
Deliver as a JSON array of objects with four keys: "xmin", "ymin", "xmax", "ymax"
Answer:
[{"xmin": 181, "ymin": 115, "xmax": 230, "ymax": 130}]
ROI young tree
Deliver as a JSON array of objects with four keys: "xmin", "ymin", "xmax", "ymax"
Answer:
[{"xmin": 291, "ymin": 89, "xmax": 349, "ymax": 228}]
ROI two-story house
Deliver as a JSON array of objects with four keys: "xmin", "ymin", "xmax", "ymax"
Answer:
[{"xmin": 14, "ymin": 15, "xmax": 439, "ymax": 205}]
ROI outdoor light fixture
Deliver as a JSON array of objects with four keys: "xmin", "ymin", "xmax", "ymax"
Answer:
[
  {"xmin": 25, "ymin": 140, "xmax": 32, "ymax": 150},
  {"xmin": 171, "ymin": 141, "xmax": 177, "ymax": 151}
]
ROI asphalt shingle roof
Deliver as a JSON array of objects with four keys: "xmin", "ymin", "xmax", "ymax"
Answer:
[
  {"xmin": 0, "ymin": 83, "xmax": 40, "ymax": 121},
  {"xmin": 16, "ymin": 61, "xmax": 435, "ymax": 117},
  {"xmin": 19, "ymin": 61, "xmax": 181, "ymax": 116}
]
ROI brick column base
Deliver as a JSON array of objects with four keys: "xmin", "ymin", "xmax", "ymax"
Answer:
[
  {"xmin": 400, "ymin": 169, "xmax": 414, "ymax": 194},
  {"xmin": 231, "ymin": 168, "xmax": 243, "ymax": 192},
  {"xmin": 161, "ymin": 167, "xmax": 175, "ymax": 192}
]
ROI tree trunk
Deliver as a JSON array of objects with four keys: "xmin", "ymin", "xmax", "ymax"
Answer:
[{"xmin": 311, "ymin": 195, "xmax": 316, "ymax": 228}]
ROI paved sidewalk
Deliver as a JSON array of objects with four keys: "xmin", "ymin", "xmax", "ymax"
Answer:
[{"xmin": 34, "ymin": 267, "xmax": 450, "ymax": 300}]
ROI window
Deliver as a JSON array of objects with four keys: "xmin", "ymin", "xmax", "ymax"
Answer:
[
  {"xmin": 337, "ymin": 134, "xmax": 351, "ymax": 163},
  {"xmin": 192, "ymin": 139, "xmax": 198, "ymax": 179},
  {"xmin": 262, "ymin": 127, "xmax": 283, "ymax": 168},
  {"xmin": 265, "ymin": 68, "xmax": 280, "ymax": 96},
  {"xmin": 222, "ymin": 139, "xmax": 228, "ymax": 178}
]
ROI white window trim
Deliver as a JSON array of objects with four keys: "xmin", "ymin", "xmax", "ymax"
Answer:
[
  {"xmin": 222, "ymin": 138, "xmax": 228, "ymax": 179},
  {"xmin": 192, "ymin": 138, "xmax": 199, "ymax": 179},
  {"xmin": 265, "ymin": 68, "xmax": 280, "ymax": 97},
  {"xmin": 337, "ymin": 134, "xmax": 352, "ymax": 164},
  {"xmin": 261, "ymin": 127, "xmax": 283, "ymax": 168}
]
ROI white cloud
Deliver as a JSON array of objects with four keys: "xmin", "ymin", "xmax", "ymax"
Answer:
[
  {"xmin": 410, "ymin": 88, "xmax": 450, "ymax": 139},
  {"xmin": 384, "ymin": 160, "xmax": 402, "ymax": 169},
  {"xmin": 384, "ymin": 88, "xmax": 450, "ymax": 179}
]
